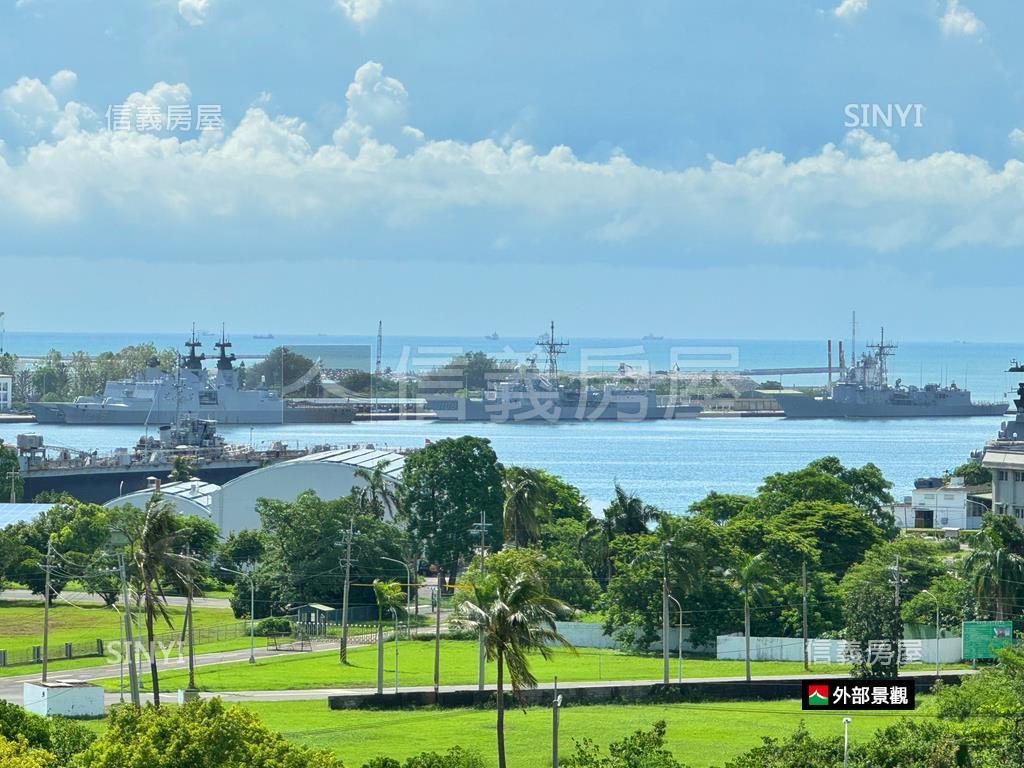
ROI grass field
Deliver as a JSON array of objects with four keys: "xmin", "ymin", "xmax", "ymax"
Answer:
[
  {"xmin": 102, "ymin": 638, "xmax": 867, "ymax": 692},
  {"xmin": 78, "ymin": 698, "xmax": 925, "ymax": 767}
]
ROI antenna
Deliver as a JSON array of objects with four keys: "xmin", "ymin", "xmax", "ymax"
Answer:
[
  {"xmin": 851, "ymin": 310, "xmax": 857, "ymax": 362},
  {"xmin": 375, "ymin": 321, "xmax": 383, "ymax": 377},
  {"xmin": 0, "ymin": 310, "xmax": 5, "ymax": 355},
  {"xmin": 867, "ymin": 326, "xmax": 897, "ymax": 386},
  {"xmin": 536, "ymin": 321, "xmax": 568, "ymax": 381}
]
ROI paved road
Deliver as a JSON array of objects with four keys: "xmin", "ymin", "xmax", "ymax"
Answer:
[{"xmin": 0, "ymin": 589, "xmax": 231, "ymax": 609}]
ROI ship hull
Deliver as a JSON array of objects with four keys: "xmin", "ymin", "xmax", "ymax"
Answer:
[
  {"xmin": 776, "ymin": 393, "xmax": 1008, "ymax": 419},
  {"xmin": 426, "ymin": 397, "xmax": 700, "ymax": 423},
  {"xmin": 29, "ymin": 402, "xmax": 286, "ymax": 425}
]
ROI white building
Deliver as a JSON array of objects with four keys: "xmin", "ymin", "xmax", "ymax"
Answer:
[
  {"xmin": 105, "ymin": 446, "xmax": 406, "ymax": 535},
  {"xmin": 0, "ymin": 374, "xmax": 12, "ymax": 411},
  {"xmin": 893, "ymin": 477, "xmax": 990, "ymax": 530}
]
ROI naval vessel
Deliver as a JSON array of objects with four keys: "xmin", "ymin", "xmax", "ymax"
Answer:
[
  {"xmin": 425, "ymin": 323, "xmax": 701, "ymax": 423},
  {"xmin": 14, "ymin": 418, "xmax": 315, "ymax": 504},
  {"xmin": 776, "ymin": 329, "xmax": 1008, "ymax": 419},
  {"xmin": 28, "ymin": 331, "xmax": 355, "ymax": 426}
]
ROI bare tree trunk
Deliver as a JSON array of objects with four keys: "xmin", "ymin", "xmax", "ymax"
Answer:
[
  {"xmin": 146, "ymin": 602, "xmax": 160, "ymax": 707},
  {"xmin": 497, "ymin": 649, "xmax": 506, "ymax": 768}
]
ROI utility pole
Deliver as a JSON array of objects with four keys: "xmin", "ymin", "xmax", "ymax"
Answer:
[
  {"xmin": 339, "ymin": 518, "xmax": 355, "ymax": 664},
  {"xmin": 662, "ymin": 551, "xmax": 670, "ymax": 685},
  {"xmin": 184, "ymin": 545, "xmax": 197, "ymax": 695},
  {"xmin": 41, "ymin": 539, "xmax": 53, "ymax": 682},
  {"xmin": 433, "ymin": 567, "xmax": 443, "ymax": 698},
  {"xmin": 893, "ymin": 554, "xmax": 901, "ymax": 674},
  {"xmin": 6, "ymin": 469, "xmax": 18, "ymax": 504},
  {"xmin": 552, "ymin": 681, "xmax": 563, "ymax": 768},
  {"xmin": 119, "ymin": 553, "xmax": 141, "ymax": 706},
  {"xmin": 471, "ymin": 511, "xmax": 490, "ymax": 692},
  {"xmin": 802, "ymin": 561, "xmax": 809, "ymax": 672}
]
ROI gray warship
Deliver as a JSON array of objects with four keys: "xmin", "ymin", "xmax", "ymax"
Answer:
[
  {"xmin": 29, "ymin": 331, "xmax": 355, "ymax": 425},
  {"xmin": 776, "ymin": 329, "xmax": 1007, "ymax": 419},
  {"xmin": 425, "ymin": 323, "xmax": 700, "ymax": 423}
]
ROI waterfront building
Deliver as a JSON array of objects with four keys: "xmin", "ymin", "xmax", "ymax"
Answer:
[
  {"xmin": 981, "ymin": 377, "xmax": 1024, "ymax": 525},
  {"xmin": 105, "ymin": 446, "xmax": 405, "ymax": 535},
  {"xmin": 0, "ymin": 374, "xmax": 11, "ymax": 411},
  {"xmin": 892, "ymin": 477, "xmax": 990, "ymax": 530}
]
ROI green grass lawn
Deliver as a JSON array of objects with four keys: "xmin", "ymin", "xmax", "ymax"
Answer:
[
  {"xmin": 78, "ymin": 698, "xmax": 925, "ymax": 768},
  {"xmin": 101, "ymin": 638, "xmax": 870, "ymax": 692}
]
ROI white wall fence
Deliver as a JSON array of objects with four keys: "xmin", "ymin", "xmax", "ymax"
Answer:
[
  {"xmin": 716, "ymin": 634, "xmax": 964, "ymax": 665},
  {"xmin": 554, "ymin": 621, "xmax": 712, "ymax": 653}
]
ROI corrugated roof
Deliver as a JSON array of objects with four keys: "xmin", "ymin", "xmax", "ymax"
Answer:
[{"xmin": 286, "ymin": 447, "xmax": 405, "ymax": 480}]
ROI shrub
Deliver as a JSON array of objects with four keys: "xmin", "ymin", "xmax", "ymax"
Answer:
[
  {"xmin": 0, "ymin": 734, "xmax": 57, "ymax": 768},
  {"xmin": 0, "ymin": 700, "xmax": 50, "ymax": 750},
  {"xmin": 73, "ymin": 698, "xmax": 342, "ymax": 768},
  {"xmin": 362, "ymin": 748, "xmax": 485, "ymax": 768},
  {"xmin": 255, "ymin": 616, "xmax": 293, "ymax": 636},
  {"xmin": 562, "ymin": 721, "xmax": 689, "ymax": 768},
  {"xmin": 47, "ymin": 718, "xmax": 95, "ymax": 763}
]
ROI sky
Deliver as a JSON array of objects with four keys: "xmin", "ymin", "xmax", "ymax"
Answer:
[{"xmin": 1, "ymin": 0, "xmax": 1024, "ymax": 340}]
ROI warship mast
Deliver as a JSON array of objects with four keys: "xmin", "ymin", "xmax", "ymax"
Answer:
[{"xmin": 537, "ymin": 321, "xmax": 568, "ymax": 381}]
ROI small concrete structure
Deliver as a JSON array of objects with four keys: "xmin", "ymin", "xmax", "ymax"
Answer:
[
  {"xmin": 23, "ymin": 680, "xmax": 104, "ymax": 718},
  {"xmin": 0, "ymin": 374, "xmax": 12, "ymax": 411}
]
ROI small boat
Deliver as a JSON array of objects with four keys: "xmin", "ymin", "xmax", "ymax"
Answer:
[
  {"xmin": 253, "ymin": 333, "xmax": 275, "ymax": 340},
  {"xmin": 642, "ymin": 334, "xmax": 664, "ymax": 341},
  {"xmin": 484, "ymin": 332, "xmax": 500, "ymax": 341}
]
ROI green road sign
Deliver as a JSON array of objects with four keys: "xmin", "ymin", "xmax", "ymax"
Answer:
[{"xmin": 962, "ymin": 621, "xmax": 1014, "ymax": 660}]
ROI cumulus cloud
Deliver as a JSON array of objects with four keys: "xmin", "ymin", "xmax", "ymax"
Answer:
[
  {"xmin": 833, "ymin": 0, "xmax": 868, "ymax": 20},
  {"xmin": 178, "ymin": 0, "xmax": 211, "ymax": 26},
  {"xmin": 940, "ymin": 0, "xmax": 984, "ymax": 37},
  {"xmin": 48, "ymin": 70, "xmax": 77, "ymax": 99},
  {"xmin": 0, "ymin": 72, "xmax": 96, "ymax": 142},
  {"xmin": 333, "ymin": 61, "xmax": 422, "ymax": 155},
  {"xmin": 4, "ymin": 64, "xmax": 1024, "ymax": 264},
  {"xmin": 336, "ymin": 0, "xmax": 386, "ymax": 25}
]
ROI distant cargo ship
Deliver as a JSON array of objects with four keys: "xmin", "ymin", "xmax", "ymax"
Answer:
[
  {"xmin": 252, "ymin": 333, "xmax": 275, "ymax": 340},
  {"xmin": 426, "ymin": 323, "xmax": 700, "ymax": 422},
  {"xmin": 776, "ymin": 329, "xmax": 1007, "ymax": 419},
  {"xmin": 642, "ymin": 333, "xmax": 664, "ymax": 341},
  {"xmin": 484, "ymin": 332, "xmax": 500, "ymax": 340},
  {"xmin": 29, "ymin": 331, "xmax": 354, "ymax": 426}
]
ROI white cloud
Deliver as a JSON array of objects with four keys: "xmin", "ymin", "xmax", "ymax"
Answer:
[
  {"xmin": 178, "ymin": 0, "xmax": 211, "ymax": 26},
  {"xmin": 5, "ymin": 65, "xmax": 1024, "ymax": 263},
  {"xmin": 333, "ymin": 61, "xmax": 421, "ymax": 155},
  {"xmin": 833, "ymin": 0, "xmax": 868, "ymax": 20},
  {"xmin": 1010, "ymin": 128, "xmax": 1024, "ymax": 149},
  {"xmin": 48, "ymin": 70, "xmax": 77, "ymax": 100},
  {"xmin": 940, "ymin": 0, "xmax": 984, "ymax": 37},
  {"xmin": 336, "ymin": 0, "xmax": 386, "ymax": 25}
]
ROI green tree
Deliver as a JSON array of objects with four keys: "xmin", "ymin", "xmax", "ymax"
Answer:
[
  {"xmin": 723, "ymin": 552, "xmax": 777, "ymax": 682},
  {"xmin": 604, "ymin": 484, "xmax": 660, "ymax": 535},
  {"xmin": 532, "ymin": 470, "xmax": 592, "ymax": 524},
  {"xmin": 768, "ymin": 501, "xmax": 883, "ymax": 578},
  {"xmin": 169, "ymin": 456, "xmax": 195, "ymax": 483},
  {"xmin": 214, "ymin": 530, "xmax": 265, "ymax": 585},
  {"xmin": 502, "ymin": 466, "xmax": 548, "ymax": 547},
  {"xmin": 372, "ymin": 578, "xmax": 406, "ymax": 689},
  {"xmin": 948, "ymin": 461, "xmax": 992, "ymax": 487},
  {"xmin": 688, "ymin": 492, "xmax": 755, "ymax": 525},
  {"xmin": 399, "ymin": 437, "xmax": 504, "ymax": 586},
  {"xmin": 0, "ymin": 440, "xmax": 21, "ymax": 503},
  {"xmin": 455, "ymin": 566, "xmax": 574, "ymax": 768},
  {"xmin": 246, "ymin": 346, "xmax": 321, "ymax": 397},
  {"xmin": 966, "ymin": 531, "xmax": 1023, "ymax": 621},
  {"xmin": 135, "ymin": 497, "xmax": 191, "ymax": 707},
  {"xmin": 352, "ymin": 459, "xmax": 400, "ymax": 520},
  {"xmin": 74, "ymin": 698, "xmax": 341, "ymax": 768}
]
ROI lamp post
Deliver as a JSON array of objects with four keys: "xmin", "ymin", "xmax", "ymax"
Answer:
[
  {"xmin": 842, "ymin": 717, "xmax": 852, "ymax": 768},
  {"xmin": 920, "ymin": 589, "xmax": 941, "ymax": 676},
  {"xmin": 220, "ymin": 561, "xmax": 258, "ymax": 664},
  {"xmin": 666, "ymin": 593, "xmax": 683, "ymax": 683},
  {"xmin": 470, "ymin": 515, "xmax": 490, "ymax": 692}
]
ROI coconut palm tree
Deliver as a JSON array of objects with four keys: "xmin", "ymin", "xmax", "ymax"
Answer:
[
  {"xmin": 967, "ymin": 534, "xmax": 1024, "ymax": 621},
  {"xmin": 604, "ymin": 483, "xmax": 660, "ymax": 535},
  {"xmin": 372, "ymin": 578, "xmax": 407, "ymax": 694},
  {"xmin": 455, "ymin": 569, "xmax": 575, "ymax": 768},
  {"xmin": 134, "ymin": 497, "xmax": 190, "ymax": 707},
  {"xmin": 723, "ymin": 552, "xmax": 776, "ymax": 683},
  {"xmin": 353, "ymin": 460, "xmax": 399, "ymax": 520},
  {"xmin": 502, "ymin": 466, "xmax": 549, "ymax": 547}
]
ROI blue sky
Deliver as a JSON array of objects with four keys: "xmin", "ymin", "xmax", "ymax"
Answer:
[{"xmin": 1, "ymin": 0, "xmax": 1023, "ymax": 340}]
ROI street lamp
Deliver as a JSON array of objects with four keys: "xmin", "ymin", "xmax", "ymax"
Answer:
[
  {"xmin": 666, "ymin": 593, "xmax": 683, "ymax": 683},
  {"xmin": 842, "ymin": 717, "xmax": 852, "ymax": 768},
  {"xmin": 920, "ymin": 589, "xmax": 941, "ymax": 676},
  {"xmin": 220, "ymin": 561, "xmax": 258, "ymax": 664}
]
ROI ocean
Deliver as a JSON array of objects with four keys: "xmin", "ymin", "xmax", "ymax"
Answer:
[{"xmin": 1, "ymin": 331, "xmax": 1017, "ymax": 514}]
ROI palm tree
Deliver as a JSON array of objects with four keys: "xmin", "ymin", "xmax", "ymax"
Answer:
[
  {"xmin": 353, "ymin": 460, "xmax": 399, "ymax": 520},
  {"xmin": 134, "ymin": 497, "xmax": 190, "ymax": 707},
  {"xmin": 455, "ymin": 569, "xmax": 575, "ymax": 768},
  {"xmin": 502, "ymin": 467, "xmax": 549, "ymax": 547},
  {"xmin": 723, "ymin": 552, "xmax": 776, "ymax": 683},
  {"xmin": 967, "ymin": 534, "xmax": 1023, "ymax": 621},
  {"xmin": 372, "ymin": 578, "xmax": 407, "ymax": 694},
  {"xmin": 604, "ymin": 483, "xmax": 659, "ymax": 535}
]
